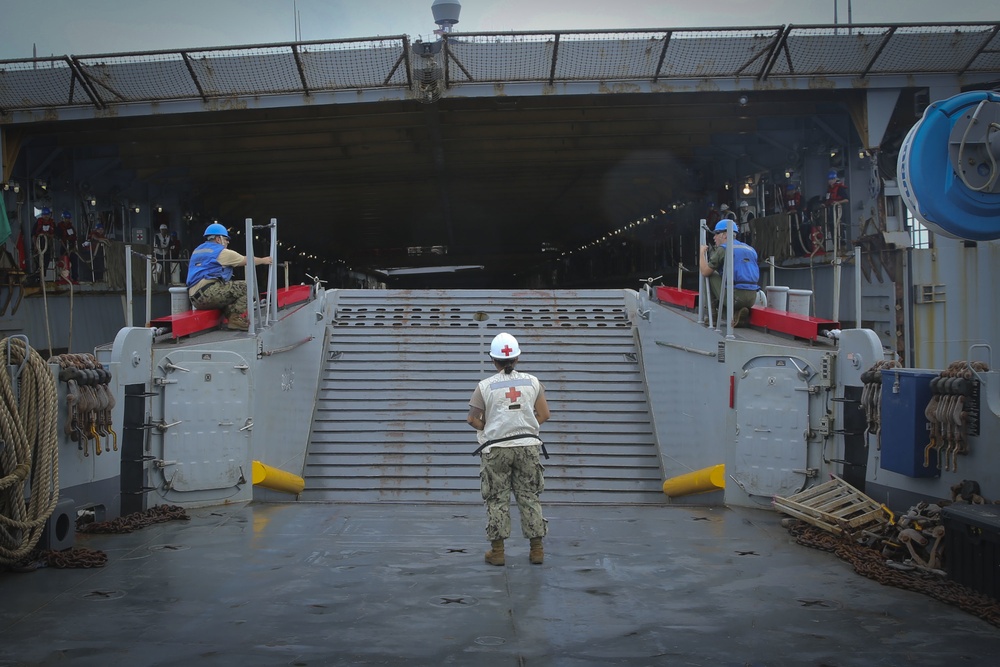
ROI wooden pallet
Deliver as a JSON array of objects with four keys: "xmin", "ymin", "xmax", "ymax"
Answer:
[{"xmin": 773, "ymin": 475, "xmax": 886, "ymax": 537}]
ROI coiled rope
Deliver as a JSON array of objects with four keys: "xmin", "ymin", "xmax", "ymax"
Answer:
[{"xmin": 0, "ymin": 337, "xmax": 60, "ymax": 566}]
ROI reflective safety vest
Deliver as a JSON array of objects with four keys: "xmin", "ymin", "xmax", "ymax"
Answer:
[
  {"xmin": 476, "ymin": 369, "xmax": 542, "ymax": 452},
  {"xmin": 718, "ymin": 241, "xmax": 760, "ymax": 290},
  {"xmin": 186, "ymin": 242, "xmax": 233, "ymax": 287}
]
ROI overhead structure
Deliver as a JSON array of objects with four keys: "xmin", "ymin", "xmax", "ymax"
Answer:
[{"xmin": 1, "ymin": 22, "xmax": 997, "ymax": 284}]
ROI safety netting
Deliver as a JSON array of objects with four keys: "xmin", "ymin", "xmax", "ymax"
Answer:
[
  {"xmin": 0, "ymin": 37, "xmax": 411, "ymax": 111},
  {"xmin": 442, "ymin": 28, "xmax": 783, "ymax": 83},
  {"xmin": 771, "ymin": 24, "xmax": 1000, "ymax": 76},
  {"xmin": 1, "ymin": 23, "xmax": 997, "ymax": 112}
]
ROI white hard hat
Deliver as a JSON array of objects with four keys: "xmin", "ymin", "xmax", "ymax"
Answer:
[
  {"xmin": 490, "ymin": 332, "xmax": 521, "ymax": 359},
  {"xmin": 740, "ymin": 200, "xmax": 749, "ymax": 208},
  {"xmin": 719, "ymin": 204, "xmax": 729, "ymax": 211}
]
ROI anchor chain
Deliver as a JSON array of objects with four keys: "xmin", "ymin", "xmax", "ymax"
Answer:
[
  {"xmin": 78, "ymin": 504, "xmax": 189, "ymax": 534},
  {"xmin": 5, "ymin": 506, "xmax": 190, "ymax": 571},
  {"xmin": 786, "ymin": 521, "xmax": 1000, "ymax": 628},
  {"xmin": 39, "ymin": 547, "xmax": 108, "ymax": 569}
]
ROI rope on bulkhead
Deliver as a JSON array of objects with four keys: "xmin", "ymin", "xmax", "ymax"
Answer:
[{"xmin": 0, "ymin": 337, "xmax": 60, "ymax": 566}]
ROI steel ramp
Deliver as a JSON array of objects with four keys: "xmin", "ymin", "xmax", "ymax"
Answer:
[{"xmin": 300, "ymin": 289, "xmax": 666, "ymax": 504}]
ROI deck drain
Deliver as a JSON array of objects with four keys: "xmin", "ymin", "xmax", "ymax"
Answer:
[
  {"xmin": 795, "ymin": 598, "xmax": 842, "ymax": 610},
  {"xmin": 148, "ymin": 544, "xmax": 190, "ymax": 552},
  {"xmin": 474, "ymin": 636, "xmax": 506, "ymax": 646},
  {"xmin": 80, "ymin": 589, "xmax": 126, "ymax": 601},
  {"xmin": 430, "ymin": 595, "xmax": 479, "ymax": 607}
]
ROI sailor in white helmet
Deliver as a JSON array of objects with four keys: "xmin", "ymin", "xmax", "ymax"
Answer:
[{"xmin": 467, "ymin": 332, "xmax": 551, "ymax": 566}]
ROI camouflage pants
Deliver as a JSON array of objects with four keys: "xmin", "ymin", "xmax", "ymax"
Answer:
[
  {"xmin": 480, "ymin": 445, "xmax": 547, "ymax": 541},
  {"xmin": 708, "ymin": 275, "xmax": 759, "ymax": 314},
  {"xmin": 190, "ymin": 280, "xmax": 249, "ymax": 329}
]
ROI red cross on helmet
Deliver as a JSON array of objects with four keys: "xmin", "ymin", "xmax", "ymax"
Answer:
[{"xmin": 490, "ymin": 332, "xmax": 521, "ymax": 359}]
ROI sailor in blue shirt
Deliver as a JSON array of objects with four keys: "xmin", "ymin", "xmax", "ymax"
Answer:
[
  {"xmin": 186, "ymin": 223, "xmax": 272, "ymax": 331},
  {"xmin": 699, "ymin": 220, "xmax": 760, "ymax": 328}
]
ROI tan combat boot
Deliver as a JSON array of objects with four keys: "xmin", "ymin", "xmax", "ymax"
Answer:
[
  {"xmin": 529, "ymin": 537, "xmax": 544, "ymax": 564},
  {"xmin": 485, "ymin": 539, "xmax": 505, "ymax": 566}
]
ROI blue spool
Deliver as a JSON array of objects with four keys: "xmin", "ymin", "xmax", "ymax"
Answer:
[{"xmin": 898, "ymin": 91, "xmax": 1000, "ymax": 241}]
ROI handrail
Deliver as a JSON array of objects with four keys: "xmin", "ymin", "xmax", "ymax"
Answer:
[
  {"xmin": 698, "ymin": 220, "xmax": 712, "ymax": 328},
  {"xmin": 243, "ymin": 217, "xmax": 279, "ymax": 335}
]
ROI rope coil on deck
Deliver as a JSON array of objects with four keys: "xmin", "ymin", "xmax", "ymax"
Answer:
[{"xmin": 0, "ymin": 337, "xmax": 60, "ymax": 566}]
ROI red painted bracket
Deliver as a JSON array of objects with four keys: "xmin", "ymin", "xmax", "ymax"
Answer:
[
  {"xmin": 275, "ymin": 285, "xmax": 312, "ymax": 309},
  {"xmin": 748, "ymin": 306, "xmax": 839, "ymax": 341},
  {"xmin": 150, "ymin": 309, "xmax": 223, "ymax": 339},
  {"xmin": 656, "ymin": 286, "xmax": 699, "ymax": 309}
]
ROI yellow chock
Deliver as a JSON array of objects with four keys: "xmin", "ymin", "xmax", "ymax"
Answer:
[
  {"xmin": 662, "ymin": 464, "xmax": 725, "ymax": 498},
  {"xmin": 251, "ymin": 460, "xmax": 305, "ymax": 495}
]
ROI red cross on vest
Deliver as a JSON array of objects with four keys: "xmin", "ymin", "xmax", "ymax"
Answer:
[
  {"xmin": 505, "ymin": 386, "xmax": 522, "ymax": 402},
  {"xmin": 500, "ymin": 344, "xmax": 513, "ymax": 357}
]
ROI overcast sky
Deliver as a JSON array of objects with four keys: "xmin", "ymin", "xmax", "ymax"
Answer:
[{"xmin": 1, "ymin": 0, "xmax": 997, "ymax": 60}]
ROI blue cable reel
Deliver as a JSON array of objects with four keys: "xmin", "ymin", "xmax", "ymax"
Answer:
[{"xmin": 898, "ymin": 90, "xmax": 1000, "ymax": 241}]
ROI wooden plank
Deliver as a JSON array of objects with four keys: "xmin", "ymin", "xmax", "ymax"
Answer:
[
  {"xmin": 803, "ymin": 488, "xmax": 851, "ymax": 508},
  {"xmin": 774, "ymin": 475, "xmax": 886, "ymax": 537},
  {"xmin": 782, "ymin": 479, "xmax": 840, "ymax": 502}
]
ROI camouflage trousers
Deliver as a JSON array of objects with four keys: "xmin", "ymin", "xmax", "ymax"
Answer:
[
  {"xmin": 480, "ymin": 445, "xmax": 547, "ymax": 541},
  {"xmin": 708, "ymin": 275, "xmax": 759, "ymax": 314},
  {"xmin": 190, "ymin": 280, "xmax": 249, "ymax": 329}
]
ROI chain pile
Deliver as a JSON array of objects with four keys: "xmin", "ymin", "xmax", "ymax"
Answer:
[
  {"xmin": 37, "ymin": 546, "xmax": 108, "ymax": 569},
  {"xmin": 787, "ymin": 520, "xmax": 1000, "ymax": 628},
  {"xmin": 6, "ymin": 505, "xmax": 191, "ymax": 572},
  {"xmin": 78, "ymin": 504, "xmax": 189, "ymax": 534}
]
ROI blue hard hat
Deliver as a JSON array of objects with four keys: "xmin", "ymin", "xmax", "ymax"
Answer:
[
  {"xmin": 42, "ymin": 207, "xmax": 52, "ymax": 215},
  {"xmin": 713, "ymin": 220, "xmax": 732, "ymax": 233},
  {"xmin": 204, "ymin": 223, "xmax": 229, "ymax": 238},
  {"xmin": 62, "ymin": 210, "xmax": 71, "ymax": 218},
  {"xmin": 827, "ymin": 170, "xmax": 838, "ymax": 179},
  {"xmin": 786, "ymin": 183, "xmax": 796, "ymax": 190}
]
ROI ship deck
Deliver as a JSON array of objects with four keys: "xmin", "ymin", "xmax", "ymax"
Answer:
[{"xmin": 2, "ymin": 501, "xmax": 996, "ymax": 666}]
